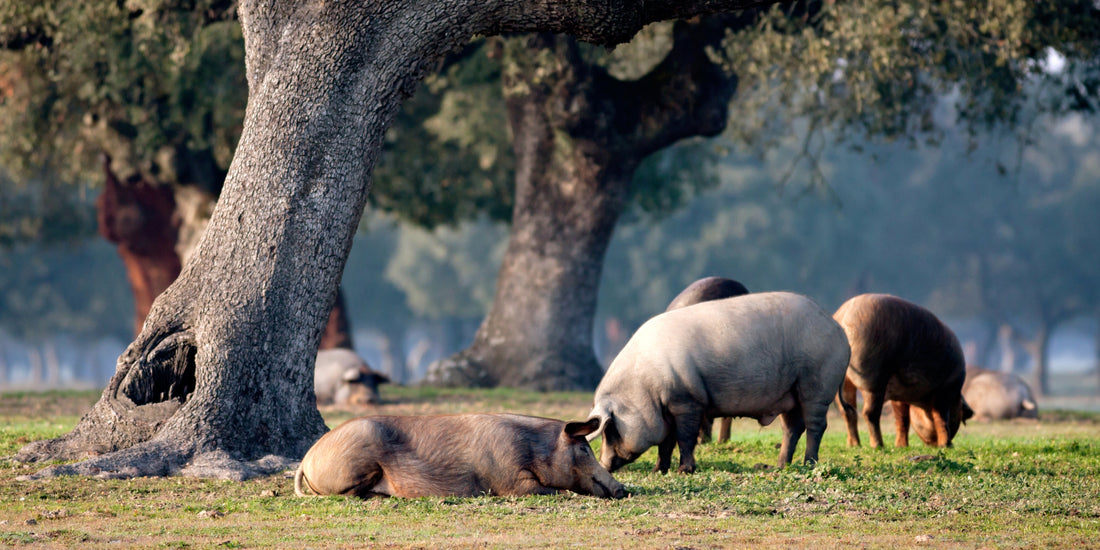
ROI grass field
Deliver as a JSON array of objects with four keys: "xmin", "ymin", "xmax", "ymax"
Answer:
[{"xmin": 2, "ymin": 387, "xmax": 1098, "ymax": 549}]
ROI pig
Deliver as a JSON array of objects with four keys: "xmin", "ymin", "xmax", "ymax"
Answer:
[
  {"xmin": 587, "ymin": 291, "xmax": 851, "ymax": 474},
  {"xmin": 833, "ymin": 293, "xmax": 974, "ymax": 449},
  {"xmin": 960, "ymin": 366, "xmax": 1038, "ymax": 421},
  {"xmin": 663, "ymin": 276, "xmax": 751, "ymax": 445},
  {"xmin": 294, "ymin": 414, "xmax": 626, "ymax": 499},
  {"xmin": 314, "ymin": 348, "xmax": 389, "ymax": 406}
]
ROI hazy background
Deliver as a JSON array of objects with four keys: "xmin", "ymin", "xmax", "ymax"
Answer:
[{"xmin": 3, "ymin": 113, "xmax": 1097, "ymax": 397}]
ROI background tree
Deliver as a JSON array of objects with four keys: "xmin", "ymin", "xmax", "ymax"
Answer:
[{"xmin": 425, "ymin": 16, "xmax": 752, "ymax": 390}]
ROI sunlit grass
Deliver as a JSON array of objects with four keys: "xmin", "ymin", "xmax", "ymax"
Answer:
[{"xmin": 2, "ymin": 389, "xmax": 1098, "ymax": 548}]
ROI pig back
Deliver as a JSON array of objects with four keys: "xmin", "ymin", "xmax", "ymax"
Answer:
[{"xmin": 600, "ymin": 292, "xmax": 849, "ymax": 412}]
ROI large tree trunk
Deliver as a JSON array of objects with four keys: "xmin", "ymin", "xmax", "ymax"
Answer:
[
  {"xmin": 17, "ymin": 0, "xmax": 774, "ymax": 480},
  {"xmin": 428, "ymin": 16, "xmax": 745, "ymax": 390}
]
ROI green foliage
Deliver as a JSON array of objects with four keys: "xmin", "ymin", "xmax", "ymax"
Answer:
[
  {"xmin": 0, "ymin": 1, "xmax": 244, "ymax": 183},
  {"xmin": 717, "ymin": 0, "xmax": 1100, "ymax": 154},
  {"xmin": 369, "ymin": 41, "xmax": 515, "ymax": 228}
]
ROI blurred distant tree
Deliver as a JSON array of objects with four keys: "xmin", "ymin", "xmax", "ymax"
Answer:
[{"xmin": 426, "ymin": 16, "xmax": 749, "ymax": 390}]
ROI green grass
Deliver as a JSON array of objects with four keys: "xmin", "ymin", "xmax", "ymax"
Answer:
[{"xmin": 2, "ymin": 388, "xmax": 1098, "ymax": 548}]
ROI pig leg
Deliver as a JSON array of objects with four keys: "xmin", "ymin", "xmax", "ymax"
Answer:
[
  {"xmin": 891, "ymin": 401, "xmax": 911, "ymax": 447},
  {"xmin": 861, "ymin": 391, "xmax": 886, "ymax": 449},
  {"xmin": 800, "ymin": 401, "xmax": 830, "ymax": 466},
  {"xmin": 654, "ymin": 432, "xmax": 676, "ymax": 474},
  {"xmin": 718, "ymin": 417, "xmax": 732, "ymax": 444},
  {"xmin": 836, "ymin": 377, "xmax": 861, "ymax": 447},
  {"xmin": 671, "ymin": 409, "xmax": 703, "ymax": 474},
  {"xmin": 778, "ymin": 407, "xmax": 806, "ymax": 467},
  {"xmin": 697, "ymin": 415, "xmax": 714, "ymax": 444},
  {"xmin": 929, "ymin": 404, "xmax": 952, "ymax": 447}
]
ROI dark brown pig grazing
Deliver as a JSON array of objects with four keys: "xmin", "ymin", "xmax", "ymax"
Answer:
[
  {"xmin": 314, "ymin": 348, "xmax": 389, "ymax": 406},
  {"xmin": 588, "ymin": 291, "xmax": 850, "ymax": 474},
  {"xmin": 294, "ymin": 414, "xmax": 626, "ymax": 499},
  {"xmin": 664, "ymin": 277, "xmax": 750, "ymax": 445},
  {"xmin": 833, "ymin": 294, "xmax": 974, "ymax": 448},
  {"xmin": 961, "ymin": 366, "xmax": 1038, "ymax": 421}
]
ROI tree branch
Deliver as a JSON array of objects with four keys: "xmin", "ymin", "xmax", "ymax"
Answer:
[{"xmin": 479, "ymin": 0, "xmax": 782, "ymax": 47}]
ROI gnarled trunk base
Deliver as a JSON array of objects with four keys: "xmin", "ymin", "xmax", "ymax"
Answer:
[{"xmin": 16, "ymin": 299, "xmax": 327, "ymax": 480}]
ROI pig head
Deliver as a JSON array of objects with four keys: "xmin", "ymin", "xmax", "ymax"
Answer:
[
  {"xmin": 295, "ymin": 414, "xmax": 625, "ymax": 499},
  {"xmin": 314, "ymin": 348, "xmax": 389, "ymax": 406}
]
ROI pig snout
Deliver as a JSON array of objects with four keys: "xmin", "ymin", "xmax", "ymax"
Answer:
[
  {"xmin": 594, "ymin": 475, "xmax": 627, "ymax": 499},
  {"xmin": 340, "ymin": 382, "xmax": 381, "ymax": 405}
]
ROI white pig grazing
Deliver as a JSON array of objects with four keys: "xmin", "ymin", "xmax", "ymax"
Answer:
[
  {"xmin": 587, "ymin": 291, "xmax": 851, "ymax": 474},
  {"xmin": 315, "ymin": 348, "xmax": 389, "ymax": 406},
  {"xmin": 962, "ymin": 366, "xmax": 1038, "ymax": 421}
]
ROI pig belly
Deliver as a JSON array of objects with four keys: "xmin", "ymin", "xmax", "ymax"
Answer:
[{"xmin": 713, "ymin": 391, "xmax": 797, "ymax": 426}]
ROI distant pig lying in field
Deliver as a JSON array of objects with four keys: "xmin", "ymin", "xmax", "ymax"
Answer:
[
  {"xmin": 588, "ymin": 291, "xmax": 851, "ymax": 473},
  {"xmin": 294, "ymin": 414, "xmax": 626, "ymax": 499},
  {"xmin": 961, "ymin": 366, "xmax": 1038, "ymax": 421},
  {"xmin": 663, "ymin": 276, "xmax": 751, "ymax": 445},
  {"xmin": 314, "ymin": 348, "xmax": 389, "ymax": 406},
  {"xmin": 833, "ymin": 294, "xmax": 973, "ymax": 448}
]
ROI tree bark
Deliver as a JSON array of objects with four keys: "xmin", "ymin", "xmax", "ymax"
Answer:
[
  {"xmin": 428, "ymin": 15, "xmax": 746, "ymax": 390},
  {"xmin": 18, "ymin": 0, "xmax": 777, "ymax": 480}
]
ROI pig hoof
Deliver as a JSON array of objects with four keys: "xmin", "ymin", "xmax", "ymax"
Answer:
[{"xmin": 677, "ymin": 464, "xmax": 696, "ymax": 474}]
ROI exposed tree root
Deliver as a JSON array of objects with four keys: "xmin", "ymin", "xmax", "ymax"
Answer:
[{"xmin": 17, "ymin": 439, "xmax": 299, "ymax": 481}]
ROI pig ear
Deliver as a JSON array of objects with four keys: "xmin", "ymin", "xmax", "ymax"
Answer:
[
  {"xmin": 960, "ymin": 398, "xmax": 974, "ymax": 423},
  {"xmin": 370, "ymin": 372, "xmax": 390, "ymax": 385},
  {"xmin": 564, "ymin": 417, "xmax": 601, "ymax": 441}
]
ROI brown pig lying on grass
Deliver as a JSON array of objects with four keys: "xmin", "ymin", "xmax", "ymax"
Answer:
[
  {"xmin": 294, "ymin": 414, "xmax": 626, "ymax": 499},
  {"xmin": 833, "ymin": 293, "xmax": 974, "ymax": 448}
]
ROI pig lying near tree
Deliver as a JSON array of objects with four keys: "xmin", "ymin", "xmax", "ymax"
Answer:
[
  {"xmin": 663, "ymin": 276, "xmax": 751, "ymax": 445},
  {"xmin": 588, "ymin": 291, "xmax": 850, "ymax": 474},
  {"xmin": 294, "ymin": 414, "xmax": 625, "ymax": 498},
  {"xmin": 314, "ymin": 348, "xmax": 389, "ymax": 406},
  {"xmin": 833, "ymin": 294, "xmax": 974, "ymax": 448},
  {"xmin": 961, "ymin": 366, "xmax": 1038, "ymax": 421}
]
